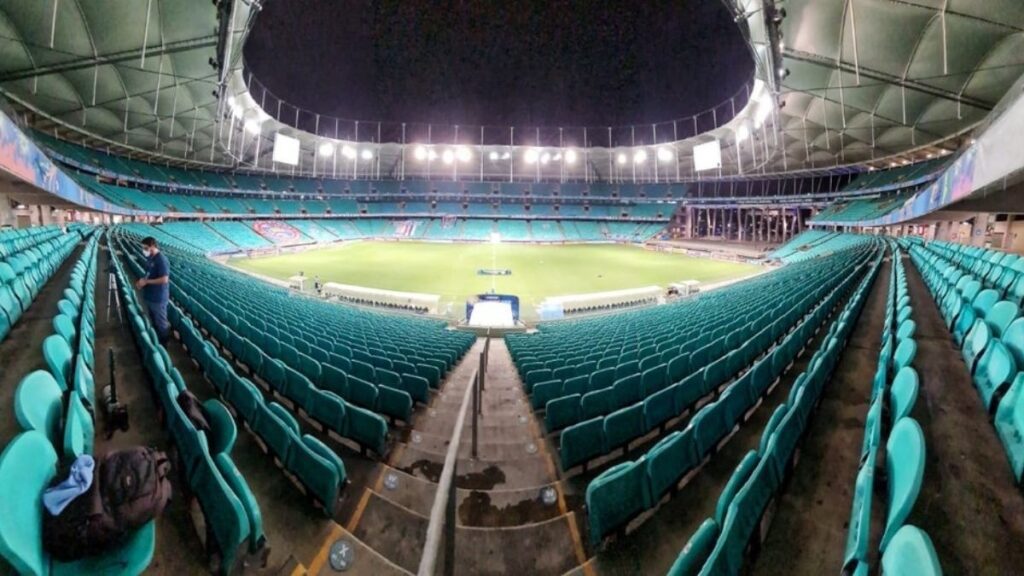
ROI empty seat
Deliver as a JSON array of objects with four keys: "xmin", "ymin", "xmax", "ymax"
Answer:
[
  {"xmin": 667, "ymin": 518, "xmax": 718, "ymax": 576},
  {"xmin": 285, "ymin": 434, "xmax": 347, "ymax": 514},
  {"xmin": 13, "ymin": 370, "xmax": 63, "ymax": 447},
  {"xmin": 546, "ymin": 394, "xmax": 582, "ymax": 431},
  {"xmin": 585, "ymin": 457, "xmax": 651, "ymax": 545},
  {"xmin": 880, "ymin": 525, "xmax": 943, "ymax": 576},
  {"xmin": 645, "ymin": 428, "xmax": 699, "ymax": 500},
  {"xmin": 880, "ymin": 418, "xmax": 926, "ymax": 551},
  {"xmin": 889, "ymin": 367, "xmax": 919, "ymax": 425},
  {"xmin": 204, "ymin": 398, "xmax": 238, "ymax": 455},
  {"xmin": 973, "ymin": 339, "xmax": 1016, "ymax": 414},
  {"xmin": 560, "ymin": 417, "xmax": 606, "ymax": 470},
  {"xmin": 604, "ymin": 403, "xmax": 645, "ymax": 451}
]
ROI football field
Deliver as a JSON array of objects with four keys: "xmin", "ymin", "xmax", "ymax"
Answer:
[{"xmin": 228, "ymin": 241, "xmax": 762, "ymax": 319}]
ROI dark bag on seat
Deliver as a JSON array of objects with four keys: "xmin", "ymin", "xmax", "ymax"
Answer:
[
  {"xmin": 177, "ymin": 389, "xmax": 211, "ymax": 432},
  {"xmin": 43, "ymin": 446, "xmax": 173, "ymax": 561}
]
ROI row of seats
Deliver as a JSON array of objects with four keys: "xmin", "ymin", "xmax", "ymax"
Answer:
[
  {"xmin": 907, "ymin": 238, "xmax": 1024, "ymax": 485},
  {"xmin": 668, "ymin": 241, "xmax": 882, "ymax": 574},
  {"xmin": 558, "ymin": 247, "xmax": 872, "ymax": 472},
  {"xmin": 843, "ymin": 241, "xmax": 941, "ymax": 575},
  {"xmin": 585, "ymin": 242, "xmax": 878, "ymax": 547},
  {"xmin": 28, "ymin": 230, "xmax": 101, "ymax": 460},
  {"xmin": 0, "ymin": 225, "xmax": 83, "ymax": 343},
  {"xmin": 165, "ymin": 292, "xmax": 349, "ymax": 516},
  {"xmin": 0, "ymin": 227, "xmax": 158, "ymax": 575},
  {"xmin": 109, "ymin": 234, "xmax": 268, "ymax": 574}
]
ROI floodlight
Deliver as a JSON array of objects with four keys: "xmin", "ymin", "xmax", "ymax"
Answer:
[
  {"xmin": 456, "ymin": 146, "xmax": 472, "ymax": 163},
  {"xmin": 272, "ymin": 133, "xmax": 300, "ymax": 165},
  {"xmin": 564, "ymin": 149, "xmax": 578, "ymax": 164},
  {"xmin": 414, "ymin": 146, "xmax": 428, "ymax": 161},
  {"xmin": 693, "ymin": 140, "xmax": 722, "ymax": 172},
  {"xmin": 616, "ymin": 153, "xmax": 627, "ymax": 165},
  {"xmin": 488, "ymin": 151, "xmax": 499, "ymax": 161},
  {"xmin": 552, "ymin": 152, "xmax": 562, "ymax": 162},
  {"xmin": 657, "ymin": 147, "xmax": 674, "ymax": 162},
  {"xmin": 244, "ymin": 119, "xmax": 261, "ymax": 134},
  {"xmin": 633, "ymin": 150, "xmax": 648, "ymax": 164},
  {"xmin": 318, "ymin": 142, "xmax": 335, "ymax": 157},
  {"xmin": 524, "ymin": 148, "xmax": 539, "ymax": 164},
  {"xmin": 361, "ymin": 149, "xmax": 373, "ymax": 160},
  {"xmin": 501, "ymin": 152, "xmax": 511, "ymax": 160},
  {"xmin": 540, "ymin": 152, "xmax": 551, "ymax": 165},
  {"xmin": 736, "ymin": 124, "xmax": 750, "ymax": 142},
  {"xmin": 428, "ymin": 149, "xmax": 438, "ymax": 160},
  {"xmin": 442, "ymin": 149, "xmax": 455, "ymax": 164},
  {"xmin": 754, "ymin": 102, "xmax": 772, "ymax": 129},
  {"xmin": 341, "ymin": 145, "xmax": 356, "ymax": 159}
]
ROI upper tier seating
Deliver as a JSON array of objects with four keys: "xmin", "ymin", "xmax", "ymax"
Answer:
[
  {"xmin": 207, "ymin": 222, "xmax": 274, "ymax": 250},
  {"xmin": 159, "ymin": 222, "xmax": 239, "ymax": 253}
]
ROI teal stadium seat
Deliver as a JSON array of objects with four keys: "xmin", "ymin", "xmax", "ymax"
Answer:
[
  {"xmin": 560, "ymin": 417, "xmax": 606, "ymax": 470},
  {"xmin": 667, "ymin": 518, "xmax": 718, "ymax": 576},
  {"xmin": 0, "ymin": 431, "xmax": 155, "ymax": 575},
  {"xmin": 880, "ymin": 525, "xmax": 943, "ymax": 576},
  {"xmin": 585, "ymin": 458, "xmax": 652, "ymax": 544},
  {"xmin": 880, "ymin": 418, "xmax": 926, "ymax": 551},
  {"xmin": 889, "ymin": 367, "xmax": 919, "ymax": 425},
  {"xmin": 14, "ymin": 370, "xmax": 63, "ymax": 447}
]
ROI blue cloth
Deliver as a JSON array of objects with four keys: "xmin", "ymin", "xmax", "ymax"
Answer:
[
  {"xmin": 146, "ymin": 299, "xmax": 169, "ymax": 343},
  {"xmin": 43, "ymin": 455, "xmax": 95, "ymax": 516},
  {"xmin": 142, "ymin": 252, "xmax": 170, "ymax": 304}
]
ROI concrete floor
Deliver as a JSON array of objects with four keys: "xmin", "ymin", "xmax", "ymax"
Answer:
[
  {"xmin": 750, "ymin": 260, "xmax": 890, "ymax": 575},
  {"xmin": 902, "ymin": 255, "xmax": 1024, "ymax": 575}
]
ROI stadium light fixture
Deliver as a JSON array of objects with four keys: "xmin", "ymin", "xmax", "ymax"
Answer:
[
  {"xmin": 243, "ymin": 119, "xmax": 261, "ymax": 134},
  {"xmin": 633, "ymin": 150, "xmax": 648, "ymax": 164},
  {"xmin": 488, "ymin": 151, "xmax": 499, "ymax": 161},
  {"xmin": 552, "ymin": 152, "xmax": 562, "ymax": 162},
  {"xmin": 616, "ymin": 152, "xmax": 627, "ymax": 165},
  {"xmin": 736, "ymin": 124, "xmax": 750, "ymax": 142},
  {"xmin": 318, "ymin": 142, "xmax": 335, "ymax": 157},
  {"xmin": 361, "ymin": 149, "xmax": 374, "ymax": 160},
  {"xmin": 442, "ymin": 149, "xmax": 455, "ymax": 164},
  {"xmin": 524, "ymin": 148, "xmax": 540, "ymax": 164},
  {"xmin": 341, "ymin": 145, "xmax": 357, "ymax": 159},
  {"xmin": 428, "ymin": 149, "xmax": 438, "ymax": 161},
  {"xmin": 501, "ymin": 152, "xmax": 511, "ymax": 160},
  {"xmin": 657, "ymin": 147, "xmax": 674, "ymax": 162},
  {"xmin": 456, "ymin": 146, "xmax": 472, "ymax": 163},
  {"xmin": 564, "ymin": 149, "xmax": 578, "ymax": 164},
  {"xmin": 413, "ymin": 146, "xmax": 428, "ymax": 161},
  {"xmin": 540, "ymin": 152, "xmax": 551, "ymax": 165}
]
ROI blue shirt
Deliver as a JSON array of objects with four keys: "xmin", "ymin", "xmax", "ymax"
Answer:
[{"xmin": 143, "ymin": 252, "xmax": 170, "ymax": 304}]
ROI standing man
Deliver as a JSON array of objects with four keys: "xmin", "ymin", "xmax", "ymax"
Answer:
[{"xmin": 136, "ymin": 236, "xmax": 170, "ymax": 345}]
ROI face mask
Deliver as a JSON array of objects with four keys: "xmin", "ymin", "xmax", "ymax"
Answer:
[{"xmin": 143, "ymin": 247, "xmax": 153, "ymax": 257}]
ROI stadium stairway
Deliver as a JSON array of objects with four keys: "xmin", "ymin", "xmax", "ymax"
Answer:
[{"xmin": 342, "ymin": 338, "xmax": 587, "ymax": 575}]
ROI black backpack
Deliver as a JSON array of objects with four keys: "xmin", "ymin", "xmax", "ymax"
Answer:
[{"xmin": 43, "ymin": 447, "xmax": 173, "ymax": 561}]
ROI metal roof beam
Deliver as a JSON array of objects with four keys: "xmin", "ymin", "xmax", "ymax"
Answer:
[{"xmin": 0, "ymin": 35, "xmax": 217, "ymax": 83}]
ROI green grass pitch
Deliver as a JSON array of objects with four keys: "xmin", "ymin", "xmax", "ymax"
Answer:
[{"xmin": 228, "ymin": 241, "xmax": 761, "ymax": 319}]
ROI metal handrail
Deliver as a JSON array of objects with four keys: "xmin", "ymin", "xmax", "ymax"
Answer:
[{"xmin": 415, "ymin": 362, "xmax": 479, "ymax": 573}]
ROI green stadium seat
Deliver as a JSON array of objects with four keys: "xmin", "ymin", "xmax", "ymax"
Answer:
[
  {"xmin": 589, "ymin": 367, "xmax": 616, "ymax": 393},
  {"xmin": 692, "ymin": 401, "xmax": 728, "ymax": 458},
  {"xmin": 645, "ymin": 428, "xmax": 699, "ymax": 500},
  {"xmin": 377, "ymin": 385, "xmax": 413, "ymax": 421},
  {"xmin": 0, "ymin": 431, "xmax": 155, "ymax": 575},
  {"xmin": 560, "ymin": 417, "xmax": 606, "ymax": 470},
  {"xmin": 642, "ymin": 384, "xmax": 677, "ymax": 431},
  {"xmin": 880, "ymin": 418, "xmax": 926, "ymax": 551},
  {"xmin": 214, "ymin": 453, "xmax": 266, "ymax": 555},
  {"xmin": 285, "ymin": 435, "xmax": 347, "ymax": 514},
  {"xmin": 674, "ymin": 371, "xmax": 706, "ymax": 414},
  {"xmin": 889, "ymin": 367, "xmax": 919, "ymax": 425},
  {"xmin": 226, "ymin": 373, "xmax": 262, "ymax": 422},
  {"xmin": 307, "ymin": 389, "xmax": 347, "ymax": 434},
  {"xmin": 204, "ymin": 398, "xmax": 238, "ymax": 456},
  {"xmin": 191, "ymin": 450, "xmax": 251, "ymax": 574},
  {"xmin": 666, "ymin": 518, "xmax": 717, "ymax": 576},
  {"xmin": 715, "ymin": 450, "xmax": 759, "ymax": 525},
  {"xmin": 843, "ymin": 457, "xmax": 876, "ymax": 571},
  {"xmin": 995, "ymin": 374, "xmax": 1024, "ymax": 482},
  {"xmin": 321, "ymin": 364, "xmax": 349, "ymax": 399},
  {"xmin": 13, "ymin": 370, "xmax": 63, "ymax": 447},
  {"xmin": 562, "ymin": 375, "xmax": 588, "ymax": 397},
  {"xmin": 604, "ymin": 403, "xmax": 645, "ymax": 450},
  {"xmin": 612, "ymin": 374, "xmax": 642, "ymax": 408},
  {"xmin": 43, "ymin": 334, "xmax": 73, "ymax": 389},
  {"xmin": 641, "ymin": 363, "xmax": 668, "ymax": 396},
  {"xmin": 581, "ymin": 388, "xmax": 616, "ymax": 419},
  {"xmin": 546, "ymin": 394, "xmax": 582, "ymax": 431},
  {"xmin": 347, "ymin": 375, "xmax": 379, "ymax": 409},
  {"xmin": 892, "ymin": 338, "xmax": 917, "ymax": 373},
  {"xmin": 973, "ymin": 339, "xmax": 1016, "ymax": 413},
  {"xmin": 252, "ymin": 402, "xmax": 296, "ymax": 462},
  {"xmin": 880, "ymin": 525, "xmax": 942, "ymax": 576},
  {"xmin": 63, "ymin": 392, "xmax": 94, "ymax": 458},
  {"xmin": 586, "ymin": 458, "xmax": 652, "ymax": 545},
  {"xmin": 532, "ymin": 380, "xmax": 563, "ymax": 410},
  {"xmin": 53, "ymin": 313, "xmax": 76, "ymax": 345},
  {"xmin": 344, "ymin": 403, "xmax": 388, "ymax": 455}
]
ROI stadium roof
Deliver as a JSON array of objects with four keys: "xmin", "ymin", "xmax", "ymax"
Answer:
[{"xmin": 1, "ymin": 0, "xmax": 1022, "ymax": 178}]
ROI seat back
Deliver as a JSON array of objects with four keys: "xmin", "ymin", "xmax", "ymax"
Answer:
[
  {"xmin": 889, "ymin": 367, "xmax": 919, "ymax": 426},
  {"xmin": 0, "ymin": 431, "xmax": 58, "ymax": 574},
  {"xmin": 14, "ymin": 370, "xmax": 63, "ymax": 447},
  {"xmin": 881, "ymin": 418, "xmax": 926, "ymax": 551},
  {"xmin": 880, "ymin": 525, "xmax": 943, "ymax": 576},
  {"xmin": 42, "ymin": 334, "xmax": 73, "ymax": 389}
]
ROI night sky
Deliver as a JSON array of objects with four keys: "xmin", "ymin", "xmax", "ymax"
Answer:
[{"xmin": 244, "ymin": 0, "xmax": 753, "ymax": 129}]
